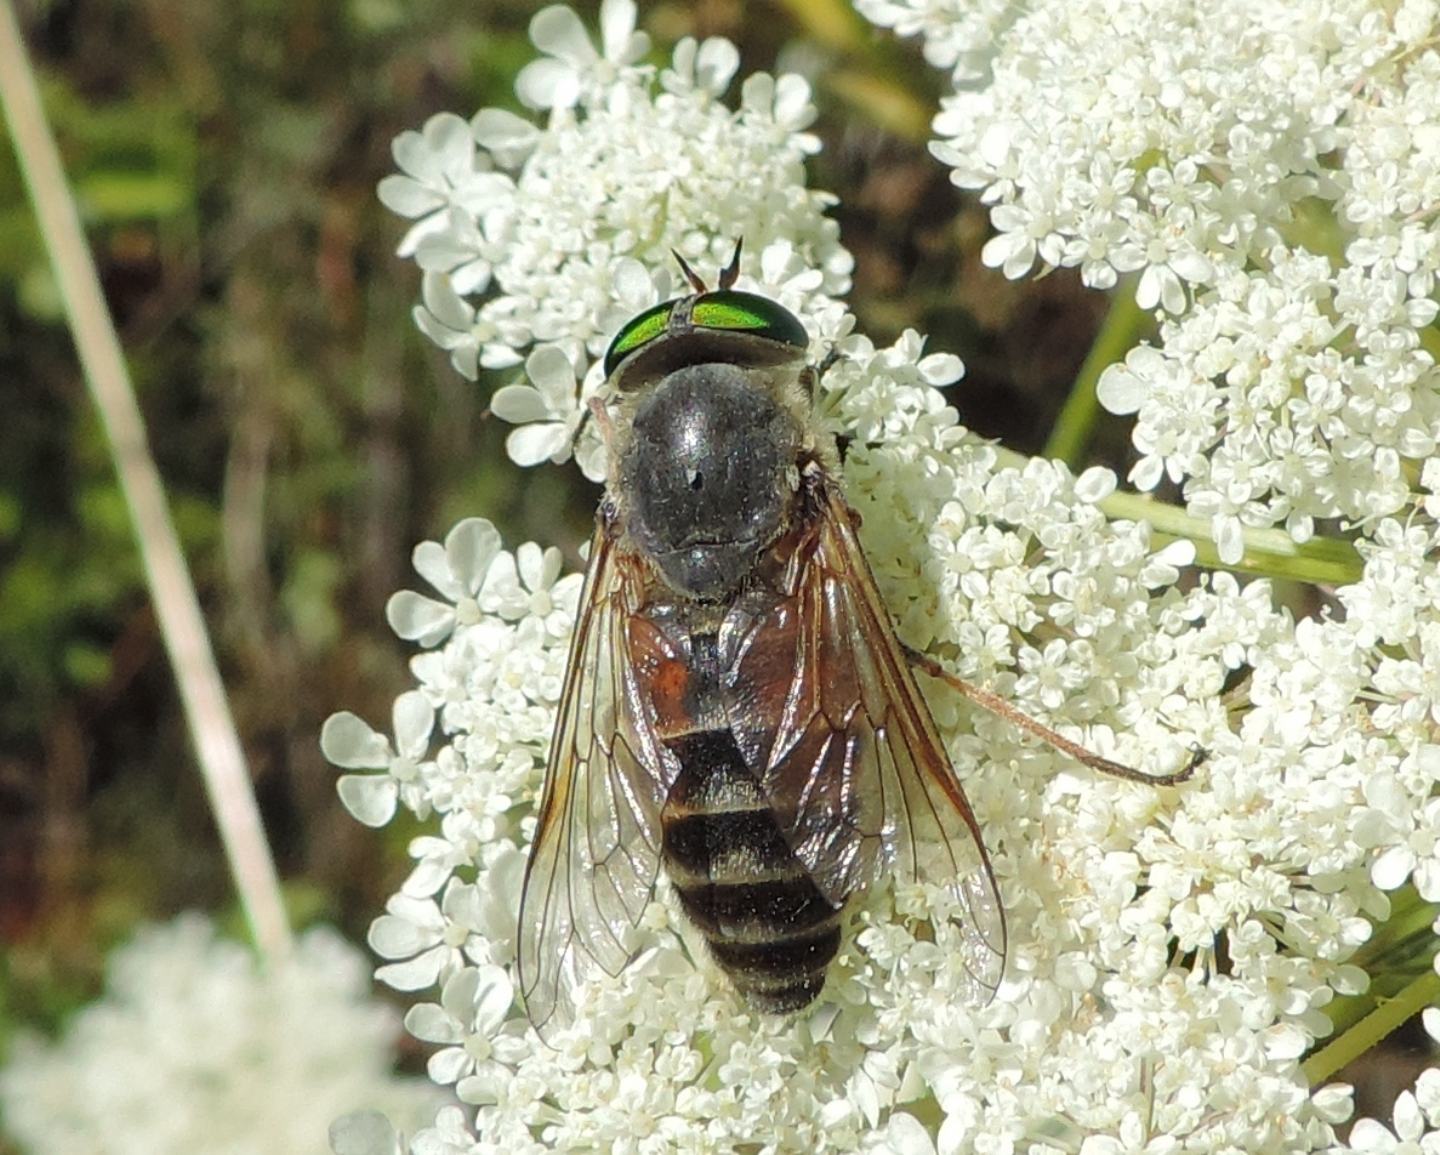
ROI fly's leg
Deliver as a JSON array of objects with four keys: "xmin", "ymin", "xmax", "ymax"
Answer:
[
  {"xmin": 587, "ymin": 395, "xmax": 618, "ymax": 459},
  {"xmin": 902, "ymin": 642, "xmax": 1204, "ymax": 786},
  {"xmin": 800, "ymin": 346, "xmax": 844, "ymax": 398}
]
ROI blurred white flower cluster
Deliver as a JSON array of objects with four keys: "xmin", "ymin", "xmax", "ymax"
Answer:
[
  {"xmin": 0, "ymin": 915, "xmax": 436, "ymax": 1155},
  {"xmin": 866, "ymin": 0, "xmax": 1440, "ymax": 563},
  {"xmin": 330, "ymin": 1, "xmax": 1440, "ymax": 1151}
]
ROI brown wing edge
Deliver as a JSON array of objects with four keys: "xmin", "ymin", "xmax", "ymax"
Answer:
[
  {"xmin": 785, "ymin": 468, "xmax": 1007, "ymax": 1002},
  {"xmin": 516, "ymin": 512, "xmax": 673, "ymax": 1041}
]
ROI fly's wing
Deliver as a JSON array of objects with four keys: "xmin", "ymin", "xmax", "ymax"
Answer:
[
  {"xmin": 517, "ymin": 517, "xmax": 675, "ymax": 1041},
  {"xmin": 733, "ymin": 472, "xmax": 1006, "ymax": 1004}
]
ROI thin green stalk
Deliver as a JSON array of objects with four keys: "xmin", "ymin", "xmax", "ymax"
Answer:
[
  {"xmin": 1352, "ymin": 886, "xmax": 1434, "ymax": 970},
  {"xmin": 826, "ymin": 69, "xmax": 932, "ymax": 143},
  {"xmin": 1043, "ymin": 290, "xmax": 1148, "ymax": 466},
  {"xmin": 992, "ymin": 448, "xmax": 1366, "ymax": 586},
  {"xmin": 0, "ymin": 1, "xmax": 291, "ymax": 959},
  {"xmin": 1100, "ymin": 490, "xmax": 1364, "ymax": 586},
  {"xmin": 1324, "ymin": 959, "xmax": 1436, "ymax": 1039},
  {"xmin": 1302, "ymin": 968, "xmax": 1440, "ymax": 1086},
  {"xmin": 772, "ymin": 0, "xmax": 870, "ymax": 53},
  {"xmin": 1320, "ymin": 890, "xmax": 1440, "ymax": 1036}
]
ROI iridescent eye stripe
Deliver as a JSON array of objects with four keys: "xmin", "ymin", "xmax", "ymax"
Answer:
[
  {"xmin": 605, "ymin": 302, "xmax": 673, "ymax": 375},
  {"xmin": 603, "ymin": 289, "xmax": 810, "ymax": 379},
  {"xmin": 690, "ymin": 299, "xmax": 769, "ymax": 331},
  {"xmin": 696, "ymin": 292, "xmax": 808, "ymax": 351}
]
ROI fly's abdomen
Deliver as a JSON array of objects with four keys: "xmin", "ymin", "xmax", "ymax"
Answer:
[{"xmin": 661, "ymin": 731, "xmax": 842, "ymax": 1014}]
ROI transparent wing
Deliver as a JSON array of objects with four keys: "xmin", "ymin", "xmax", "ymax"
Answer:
[
  {"xmin": 737, "ymin": 473, "xmax": 1007, "ymax": 1004},
  {"xmin": 517, "ymin": 517, "xmax": 676, "ymax": 1041}
]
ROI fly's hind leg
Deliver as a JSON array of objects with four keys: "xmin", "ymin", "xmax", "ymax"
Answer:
[{"xmin": 901, "ymin": 642, "xmax": 1204, "ymax": 786}]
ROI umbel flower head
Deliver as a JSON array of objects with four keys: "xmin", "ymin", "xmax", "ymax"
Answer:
[
  {"xmin": 876, "ymin": 0, "xmax": 1440, "ymax": 563},
  {"xmin": 0, "ymin": 915, "xmax": 437, "ymax": 1155},
  {"xmin": 330, "ymin": 1, "xmax": 1440, "ymax": 1151},
  {"xmin": 376, "ymin": 0, "xmax": 850, "ymax": 482}
]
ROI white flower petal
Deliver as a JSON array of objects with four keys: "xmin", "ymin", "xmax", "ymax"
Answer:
[
  {"xmin": 410, "ymin": 540, "xmax": 456, "ymax": 598},
  {"xmin": 425, "ymin": 1046, "xmax": 471, "ymax": 1085},
  {"xmin": 320, "ymin": 712, "xmax": 391, "ymax": 769},
  {"xmin": 515, "ymin": 58, "xmax": 580, "ymax": 110},
  {"xmin": 598, "ymin": 0, "xmax": 640, "ymax": 61},
  {"xmin": 419, "ymin": 272, "xmax": 472, "ymax": 330},
  {"xmin": 444, "ymin": 518, "xmax": 504, "ymax": 591},
  {"xmin": 918, "ymin": 352, "xmax": 963, "ymax": 385},
  {"xmin": 375, "ymin": 175, "xmax": 444, "ymax": 218},
  {"xmin": 473, "ymin": 966, "xmax": 515, "ymax": 1030},
  {"xmin": 391, "ymin": 691, "xmax": 436, "ymax": 758},
  {"xmin": 1074, "ymin": 466, "xmax": 1117, "ymax": 503},
  {"xmin": 402, "ymin": 855, "xmax": 454, "ymax": 898},
  {"xmin": 1214, "ymin": 515, "xmax": 1244, "ymax": 566},
  {"xmin": 491, "ymin": 384, "xmax": 551, "ymax": 424},
  {"xmin": 439, "ymin": 966, "xmax": 483, "ymax": 1020},
  {"xmin": 1097, "ymin": 359, "xmax": 1148, "ymax": 415},
  {"xmin": 1371, "ymin": 844, "xmax": 1415, "ymax": 890},
  {"xmin": 426, "ymin": 112, "xmax": 475, "ymax": 169},
  {"xmin": 525, "ymin": 343, "xmax": 578, "ymax": 394},
  {"xmin": 1392, "ymin": 1089, "xmax": 1422, "ymax": 1141},
  {"xmin": 516, "ymin": 541, "xmax": 544, "ymax": 591},
  {"xmin": 506, "ymin": 422, "xmax": 570, "ymax": 467},
  {"xmin": 375, "ymin": 951, "xmax": 445, "ymax": 992},
  {"xmin": 884, "ymin": 1113, "xmax": 937, "ymax": 1155},
  {"xmin": 694, "ymin": 37, "xmax": 739, "ymax": 94},
  {"xmin": 471, "ymin": 107, "xmax": 540, "ymax": 156},
  {"xmin": 385, "ymin": 591, "xmax": 453, "ymax": 643},
  {"xmin": 391, "ymin": 126, "xmax": 443, "ymax": 186},
  {"xmin": 529, "ymin": 5, "xmax": 596, "ymax": 63},
  {"xmin": 369, "ymin": 912, "xmax": 438, "ymax": 959},
  {"xmin": 336, "ymin": 775, "xmax": 399, "ymax": 828},
  {"xmin": 405, "ymin": 1003, "xmax": 462, "ymax": 1045}
]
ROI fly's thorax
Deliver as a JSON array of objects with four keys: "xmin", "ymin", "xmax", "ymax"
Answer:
[{"xmin": 613, "ymin": 361, "xmax": 807, "ymax": 600}]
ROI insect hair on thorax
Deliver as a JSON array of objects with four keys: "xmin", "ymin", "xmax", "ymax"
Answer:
[{"xmin": 602, "ymin": 357, "xmax": 835, "ymax": 535}]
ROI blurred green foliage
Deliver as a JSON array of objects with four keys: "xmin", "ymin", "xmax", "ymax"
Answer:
[{"xmin": 0, "ymin": 0, "xmax": 563, "ymax": 1061}]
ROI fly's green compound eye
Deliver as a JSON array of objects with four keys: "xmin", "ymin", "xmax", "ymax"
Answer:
[
  {"xmin": 604, "ymin": 301, "xmax": 675, "ymax": 378},
  {"xmin": 603, "ymin": 290, "xmax": 809, "ymax": 380},
  {"xmin": 689, "ymin": 291, "xmax": 808, "ymax": 351}
]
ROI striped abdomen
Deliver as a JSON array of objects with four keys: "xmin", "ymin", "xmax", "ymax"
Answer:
[{"xmin": 660, "ymin": 729, "xmax": 842, "ymax": 1013}]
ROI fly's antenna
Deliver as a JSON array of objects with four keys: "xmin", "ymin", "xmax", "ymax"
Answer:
[
  {"xmin": 672, "ymin": 250, "xmax": 709, "ymax": 294},
  {"xmin": 718, "ymin": 237, "xmax": 743, "ymax": 289}
]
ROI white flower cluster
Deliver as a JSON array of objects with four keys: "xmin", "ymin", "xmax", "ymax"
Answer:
[
  {"xmin": 872, "ymin": 0, "xmax": 1440, "ymax": 562},
  {"xmin": 0, "ymin": 915, "xmax": 436, "ymax": 1155},
  {"xmin": 379, "ymin": 0, "xmax": 851, "ymax": 481},
  {"xmin": 330, "ymin": 1, "xmax": 1440, "ymax": 1151},
  {"xmin": 325, "ymin": 401, "xmax": 1440, "ymax": 1153}
]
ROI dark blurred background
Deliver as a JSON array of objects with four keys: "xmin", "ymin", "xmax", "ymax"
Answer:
[{"xmin": 0, "ymin": 0, "xmax": 1191, "ymax": 1136}]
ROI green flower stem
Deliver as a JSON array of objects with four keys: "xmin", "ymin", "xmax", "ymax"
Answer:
[
  {"xmin": 1043, "ymin": 290, "xmax": 1149, "ymax": 467},
  {"xmin": 1321, "ymin": 888, "xmax": 1440, "ymax": 1036},
  {"xmin": 991, "ymin": 448, "xmax": 1366, "ymax": 586},
  {"xmin": 1353, "ymin": 886, "xmax": 1435, "ymax": 971},
  {"xmin": 1100, "ymin": 491, "xmax": 1364, "ymax": 585},
  {"xmin": 771, "ymin": 0, "xmax": 869, "ymax": 54},
  {"xmin": 0, "ymin": 2, "xmax": 292, "ymax": 959},
  {"xmin": 1302, "ymin": 967, "xmax": 1440, "ymax": 1087},
  {"xmin": 826, "ymin": 69, "xmax": 933, "ymax": 143}
]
